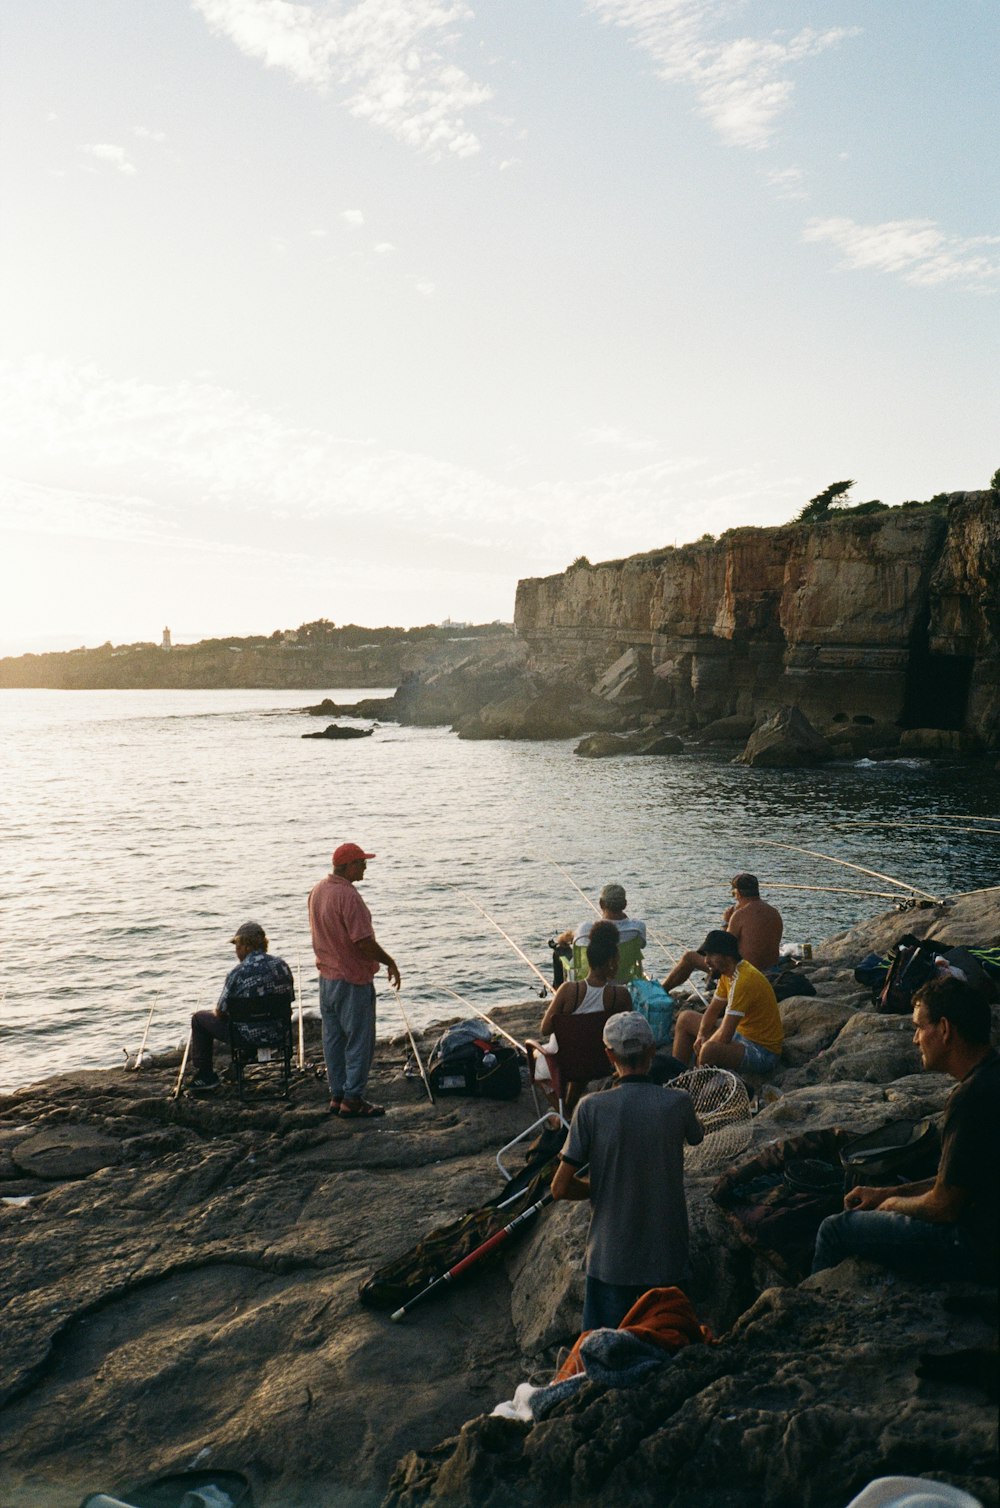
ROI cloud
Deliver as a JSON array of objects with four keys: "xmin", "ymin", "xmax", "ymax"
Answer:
[
  {"xmin": 413, "ymin": 278, "xmax": 435, "ymax": 297},
  {"xmin": 132, "ymin": 125, "xmax": 167, "ymax": 142},
  {"xmin": 587, "ymin": 1, "xmax": 857, "ymax": 150},
  {"xmin": 341, "ymin": 208, "xmax": 365, "ymax": 226},
  {"xmin": 193, "ymin": 0, "xmax": 492, "ymax": 158},
  {"xmin": 81, "ymin": 142, "xmax": 137, "ymax": 175},
  {"xmin": 803, "ymin": 216, "xmax": 1000, "ymax": 291},
  {"xmin": 0, "ymin": 356, "xmax": 807, "ymax": 621},
  {"xmin": 374, "ymin": 241, "xmax": 397, "ymax": 255},
  {"xmin": 765, "ymin": 165, "xmax": 807, "ymax": 201}
]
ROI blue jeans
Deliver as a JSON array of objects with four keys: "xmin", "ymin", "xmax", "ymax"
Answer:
[
  {"xmin": 582, "ymin": 1277, "xmax": 647, "ymax": 1331},
  {"xmin": 319, "ymin": 977, "xmax": 376, "ymax": 1101},
  {"xmin": 812, "ymin": 1210, "xmax": 977, "ymax": 1279},
  {"xmin": 735, "ymin": 1034, "xmax": 781, "ymax": 1075}
]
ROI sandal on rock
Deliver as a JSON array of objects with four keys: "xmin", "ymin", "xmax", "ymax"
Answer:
[
  {"xmin": 328, "ymin": 1097, "xmax": 343, "ymax": 1114},
  {"xmin": 339, "ymin": 1098, "xmax": 386, "ymax": 1118}
]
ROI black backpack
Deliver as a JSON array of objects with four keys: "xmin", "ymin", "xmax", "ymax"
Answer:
[
  {"xmin": 877, "ymin": 936, "xmax": 940, "ymax": 1014},
  {"xmin": 426, "ymin": 1020, "xmax": 523, "ymax": 1100}
]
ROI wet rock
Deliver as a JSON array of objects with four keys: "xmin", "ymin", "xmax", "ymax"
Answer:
[
  {"xmin": 574, "ymin": 733, "xmax": 631, "ymax": 758},
  {"xmin": 301, "ymin": 723, "xmax": 373, "ymax": 739},
  {"xmin": 735, "ymin": 705, "xmax": 834, "ymax": 769},
  {"xmin": 632, "ymin": 733, "xmax": 684, "ymax": 755},
  {"xmin": 695, "ymin": 715, "xmax": 756, "ymax": 743}
]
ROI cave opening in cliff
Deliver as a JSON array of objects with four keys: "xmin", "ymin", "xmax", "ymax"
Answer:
[{"xmin": 901, "ymin": 648, "xmax": 974, "ymax": 731}]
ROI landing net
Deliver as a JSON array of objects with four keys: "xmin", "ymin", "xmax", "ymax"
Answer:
[{"xmin": 672, "ymin": 1067, "xmax": 752, "ymax": 1174}]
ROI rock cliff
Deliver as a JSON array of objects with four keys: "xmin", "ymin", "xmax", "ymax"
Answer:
[{"xmin": 514, "ymin": 494, "xmax": 1000, "ymax": 749}]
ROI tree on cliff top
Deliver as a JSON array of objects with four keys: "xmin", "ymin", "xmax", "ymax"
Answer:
[
  {"xmin": 990, "ymin": 466, "xmax": 1000, "ymax": 497},
  {"xmin": 795, "ymin": 480, "xmax": 855, "ymax": 524}
]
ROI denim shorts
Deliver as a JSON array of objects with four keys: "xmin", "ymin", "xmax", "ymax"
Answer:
[{"xmin": 736, "ymin": 1034, "xmax": 781, "ymax": 1075}]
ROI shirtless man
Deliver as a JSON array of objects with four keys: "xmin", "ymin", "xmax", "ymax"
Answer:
[{"xmin": 662, "ymin": 873, "xmax": 782, "ymax": 996}]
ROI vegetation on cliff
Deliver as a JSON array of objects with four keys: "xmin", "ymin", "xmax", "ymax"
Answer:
[{"xmin": 0, "ymin": 620, "xmax": 513, "ymax": 691}]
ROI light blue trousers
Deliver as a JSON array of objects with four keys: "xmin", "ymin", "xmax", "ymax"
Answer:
[{"xmin": 319, "ymin": 977, "xmax": 376, "ymax": 1101}]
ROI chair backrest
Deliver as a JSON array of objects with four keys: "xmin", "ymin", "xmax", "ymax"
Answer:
[
  {"xmin": 551, "ymin": 1009, "xmax": 615, "ymax": 1085},
  {"xmin": 227, "ymin": 993, "xmax": 292, "ymax": 1047},
  {"xmin": 227, "ymin": 993, "xmax": 292, "ymax": 1024},
  {"xmin": 571, "ymin": 935, "xmax": 644, "ymax": 982}
]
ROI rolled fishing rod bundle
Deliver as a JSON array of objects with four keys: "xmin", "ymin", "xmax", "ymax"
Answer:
[{"xmin": 390, "ymin": 1162, "xmax": 588, "ymax": 1322}]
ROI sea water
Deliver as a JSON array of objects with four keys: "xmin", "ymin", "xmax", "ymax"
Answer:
[{"xmin": 1, "ymin": 688, "xmax": 998, "ymax": 1092}]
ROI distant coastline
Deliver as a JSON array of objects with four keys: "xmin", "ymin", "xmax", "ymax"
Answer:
[{"xmin": 0, "ymin": 619, "xmax": 513, "ymax": 691}]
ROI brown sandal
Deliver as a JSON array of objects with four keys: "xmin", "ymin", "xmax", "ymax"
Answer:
[{"xmin": 339, "ymin": 1098, "xmax": 386, "ymax": 1118}]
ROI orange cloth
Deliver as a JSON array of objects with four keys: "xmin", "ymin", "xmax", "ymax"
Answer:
[{"xmin": 553, "ymin": 1285, "xmax": 713, "ymax": 1382}]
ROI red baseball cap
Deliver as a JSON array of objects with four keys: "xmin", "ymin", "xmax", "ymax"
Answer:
[{"xmin": 333, "ymin": 842, "xmax": 376, "ymax": 866}]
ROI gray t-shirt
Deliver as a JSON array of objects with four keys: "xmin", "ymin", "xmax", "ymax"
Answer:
[{"xmin": 561, "ymin": 1077, "xmax": 703, "ymax": 1287}]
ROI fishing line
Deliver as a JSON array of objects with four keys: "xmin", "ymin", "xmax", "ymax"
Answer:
[
  {"xmin": 832, "ymin": 820, "xmax": 1000, "ymax": 838},
  {"xmin": 450, "ymin": 886, "xmax": 553, "ymax": 995},
  {"xmin": 753, "ymin": 839, "xmax": 940, "ymax": 902},
  {"xmin": 435, "ymin": 982, "xmax": 529, "ymax": 1055}
]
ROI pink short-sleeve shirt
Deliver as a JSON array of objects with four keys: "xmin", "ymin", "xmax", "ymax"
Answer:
[{"xmin": 308, "ymin": 874, "xmax": 377, "ymax": 984}]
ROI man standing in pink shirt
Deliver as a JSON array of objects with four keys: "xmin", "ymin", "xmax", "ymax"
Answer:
[{"xmin": 308, "ymin": 842, "xmax": 401, "ymax": 1118}]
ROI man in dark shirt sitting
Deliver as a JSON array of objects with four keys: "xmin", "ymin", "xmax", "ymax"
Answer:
[
  {"xmin": 812, "ymin": 976, "xmax": 999, "ymax": 1280},
  {"xmin": 189, "ymin": 920, "xmax": 295, "ymax": 1092}
]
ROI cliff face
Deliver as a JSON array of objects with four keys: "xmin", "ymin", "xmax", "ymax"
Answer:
[
  {"xmin": 0, "ymin": 629, "xmax": 514, "ymax": 692},
  {"xmin": 515, "ymin": 493, "xmax": 999, "ymax": 746}
]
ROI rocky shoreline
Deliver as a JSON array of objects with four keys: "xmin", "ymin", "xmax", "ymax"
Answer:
[{"xmin": 1, "ymin": 891, "xmax": 998, "ymax": 1507}]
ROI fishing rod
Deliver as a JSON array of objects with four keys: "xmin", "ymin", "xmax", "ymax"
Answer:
[
  {"xmin": 395, "ymin": 991, "xmax": 435, "ymax": 1107},
  {"xmin": 753, "ymin": 882, "xmax": 913, "ymax": 900},
  {"xmin": 134, "ymin": 993, "xmax": 159, "ymax": 1071},
  {"xmin": 296, "ymin": 955, "xmax": 306, "ymax": 1071},
  {"xmin": 435, "ymin": 982, "xmax": 529, "ymax": 1055},
  {"xmin": 541, "ymin": 854, "xmax": 708, "ymax": 1006},
  {"xmin": 172, "ymin": 1032, "xmax": 191, "ymax": 1100},
  {"xmin": 753, "ymin": 839, "xmax": 940, "ymax": 903},
  {"xmin": 390, "ymin": 1164, "xmax": 588, "ymax": 1322},
  {"xmin": 450, "ymin": 886, "xmax": 553, "ymax": 995},
  {"xmin": 832, "ymin": 820, "xmax": 1000, "ymax": 838}
]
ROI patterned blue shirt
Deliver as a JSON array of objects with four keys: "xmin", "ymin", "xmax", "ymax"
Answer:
[{"xmin": 217, "ymin": 950, "xmax": 295, "ymax": 1013}]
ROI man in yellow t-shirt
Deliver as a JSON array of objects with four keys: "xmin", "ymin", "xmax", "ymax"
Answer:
[{"xmin": 671, "ymin": 929, "xmax": 783, "ymax": 1076}]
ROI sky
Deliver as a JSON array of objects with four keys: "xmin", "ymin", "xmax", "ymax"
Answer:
[{"xmin": 1, "ymin": 0, "xmax": 997, "ymax": 653}]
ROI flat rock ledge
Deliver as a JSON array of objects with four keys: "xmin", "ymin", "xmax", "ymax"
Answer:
[{"xmin": 1, "ymin": 888, "xmax": 998, "ymax": 1508}]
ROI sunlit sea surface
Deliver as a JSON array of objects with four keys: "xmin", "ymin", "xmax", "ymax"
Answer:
[{"xmin": 2, "ymin": 688, "xmax": 998, "ymax": 1091}]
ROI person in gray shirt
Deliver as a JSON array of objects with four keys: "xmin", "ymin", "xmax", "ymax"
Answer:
[{"xmin": 552, "ymin": 1011, "xmax": 704, "ymax": 1331}]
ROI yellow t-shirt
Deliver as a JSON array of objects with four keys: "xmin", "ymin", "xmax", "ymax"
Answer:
[{"xmin": 718, "ymin": 961, "xmax": 782, "ymax": 1055}]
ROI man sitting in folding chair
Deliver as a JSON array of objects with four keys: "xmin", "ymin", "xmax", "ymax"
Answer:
[
  {"xmin": 188, "ymin": 920, "xmax": 295, "ymax": 1092},
  {"xmin": 532, "ymin": 921, "xmax": 631, "ymax": 1119}
]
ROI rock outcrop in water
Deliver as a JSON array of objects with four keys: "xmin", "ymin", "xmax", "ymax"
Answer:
[{"xmin": 1, "ymin": 890, "xmax": 998, "ymax": 1507}]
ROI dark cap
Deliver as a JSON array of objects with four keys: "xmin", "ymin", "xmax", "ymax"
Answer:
[
  {"xmin": 699, "ymin": 929, "xmax": 740, "ymax": 959},
  {"xmin": 230, "ymin": 920, "xmax": 266, "ymax": 946}
]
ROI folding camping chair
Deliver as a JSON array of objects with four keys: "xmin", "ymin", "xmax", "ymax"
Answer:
[
  {"xmin": 226, "ymin": 994, "xmax": 293, "ymax": 1100},
  {"xmin": 495, "ymin": 1009, "xmax": 614, "ymax": 1179}
]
